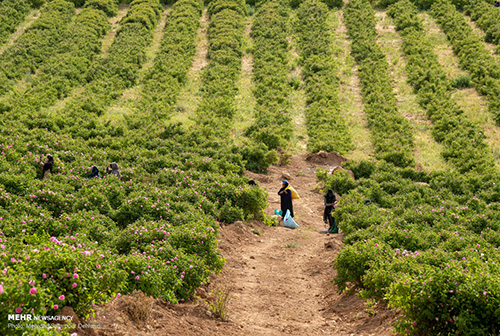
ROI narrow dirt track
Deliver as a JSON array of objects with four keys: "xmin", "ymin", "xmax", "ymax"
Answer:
[
  {"xmin": 210, "ymin": 155, "xmax": 397, "ymax": 336},
  {"xmin": 85, "ymin": 155, "xmax": 397, "ymax": 336}
]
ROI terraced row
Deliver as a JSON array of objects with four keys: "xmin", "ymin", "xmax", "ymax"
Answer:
[
  {"xmin": 246, "ymin": 0, "xmax": 292, "ymax": 150},
  {"xmin": 3, "ymin": 0, "xmax": 116, "ymax": 118},
  {"xmin": 140, "ymin": 0, "xmax": 203, "ymax": 118},
  {"xmin": 195, "ymin": 0, "xmax": 246, "ymax": 136},
  {"xmin": 0, "ymin": 0, "xmax": 76, "ymax": 95},
  {"xmin": 344, "ymin": 0, "xmax": 414, "ymax": 167},
  {"xmin": 430, "ymin": 0, "xmax": 500, "ymax": 123},
  {"xmin": 296, "ymin": 0, "xmax": 352, "ymax": 154}
]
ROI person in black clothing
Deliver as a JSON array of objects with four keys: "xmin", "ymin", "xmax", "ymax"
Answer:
[
  {"xmin": 87, "ymin": 165, "xmax": 100, "ymax": 179},
  {"xmin": 324, "ymin": 189, "xmax": 337, "ymax": 233},
  {"xmin": 278, "ymin": 180, "xmax": 294, "ymax": 218},
  {"xmin": 495, "ymin": 0, "xmax": 500, "ymax": 7},
  {"xmin": 248, "ymin": 179, "xmax": 257, "ymax": 186},
  {"xmin": 36, "ymin": 154, "xmax": 53, "ymax": 180}
]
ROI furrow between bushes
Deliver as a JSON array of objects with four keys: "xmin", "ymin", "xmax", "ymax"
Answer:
[
  {"xmin": 296, "ymin": 0, "xmax": 352, "ymax": 154},
  {"xmin": 194, "ymin": 0, "xmax": 246, "ymax": 137},
  {"xmin": 1, "ymin": 0, "xmax": 118, "ymax": 119},
  {"xmin": 429, "ymin": 0, "xmax": 500, "ymax": 124},
  {"xmin": 383, "ymin": 0, "xmax": 495, "ymax": 173},
  {"xmin": 234, "ymin": 16, "xmax": 255, "ymax": 140},
  {"xmin": 139, "ymin": 0, "xmax": 203, "ymax": 119},
  {"xmin": 344, "ymin": 0, "xmax": 414, "ymax": 167},
  {"xmin": 244, "ymin": 0, "xmax": 293, "ymax": 149},
  {"xmin": 0, "ymin": 0, "xmax": 32, "ymax": 48},
  {"xmin": 0, "ymin": 0, "xmax": 77, "ymax": 96}
]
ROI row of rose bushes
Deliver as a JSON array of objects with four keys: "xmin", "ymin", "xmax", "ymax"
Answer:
[
  {"xmin": 245, "ymin": 0, "xmax": 293, "ymax": 150},
  {"xmin": 462, "ymin": 0, "xmax": 500, "ymax": 47},
  {"xmin": 0, "ymin": 0, "xmax": 76, "ymax": 95},
  {"xmin": 1, "ymin": 0, "xmax": 116, "ymax": 117},
  {"xmin": 0, "ymin": 0, "xmax": 269, "ymax": 333},
  {"xmin": 296, "ymin": 0, "xmax": 352, "ymax": 154},
  {"xmin": 429, "ymin": 0, "xmax": 500, "ymax": 123},
  {"xmin": 140, "ymin": 0, "xmax": 203, "ymax": 117},
  {"xmin": 195, "ymin": 0, "xmax": 245, "ymax": 135},
  {"xmin": 385, "ymin": 0, "xmax": 494, "ymax": 174},
  {"xmin": 344, "ymin": 0, "xmax": 414, "ymax": 167},
  {"xmin": 192, "ymin": 0, "xmax": 278, "ymax": 173},
  {"xmin": 0, "ymin": 0, "xmax": 31, "ymax": 46},
  {"xmin": 0, "ymin": 121, "xmax": 267, "ymax": 334},
  {"xmin": 32, "ymin": 0, "xmax": 162, "ymax": 138},
  {"xmin": 324, "ymin": 159, "xmax": 500, "ymax": 335}
]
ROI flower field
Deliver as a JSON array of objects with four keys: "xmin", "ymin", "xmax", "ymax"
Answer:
[{"xmin": 1, "ymin": 0, "xmax": 500, "ymax": 334}]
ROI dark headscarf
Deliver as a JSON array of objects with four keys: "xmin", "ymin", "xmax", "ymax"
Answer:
[
  {"xmin": 43, "ymin": 154, "xmax": 54, "ymax": 174},
  {"xmin": 88, "ymin": 166, "xmax": 100, "ymax": 178},
  {"xmin": 325, "ymin": 189, "xmax": 336, "ymax": 203},
  {"xmin": 107, "ymin": 162, "xmax": 121, "ymax": 178}
]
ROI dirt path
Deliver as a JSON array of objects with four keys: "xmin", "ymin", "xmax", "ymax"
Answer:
[
  {"xmin": 85, "ymin": 155, "xmax": 397, "ymax": 336},
  {"xmin": 210, "ymin": 155, "xmax": 397, "ymax": 336}
]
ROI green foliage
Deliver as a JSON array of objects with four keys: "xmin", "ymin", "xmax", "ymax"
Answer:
[
  {"xmin": 263, "ymin": 213, "xmax": 279, "ymax": 226},
  {"xmin": 3, "ymin": 6, "xmax": 112, "ymax": 117},
  {"xmin": 450, "ymin": 74, "xmax": 471, "ymax": 89},
  {"xmin": 196, "ymin": 0, "xmax": 245, "ymax": 135},
  {"xmin": 239, "ymin": 138, "xmax": 279, "ymax": 174},
  {"xmin": 0, "ymin": 0, "xmax": 76, "ymax": 94},
  {"xmin": 323, "ymin": 160, "xmax": 500, "ymax": 335},
  {"xmin": 344, "ymin": 0, "xmax": 415, "ymax": 167},
  {"xmin": 246, "ymin": 0, "xmax": 293, "ymax": 150},
  {"xmin": 140, "ymin": 0, "xmax": 203, "ymax": 117},
  {"xmin": 290, "ymin": 0, "xmax": 342, "ymax": 9},
  {"xmin": 431, "ymin": 0, "xmax": 500, "ymax": 125},
  {"xmin": 296, "ymin": 0, "xmax": 352, "ymax": 154},
  {"xmin": 0, "ymin": 0, "xmax": 31, "ymax": 47},
  {"xmin": 84, "ymin": 0, "xmax": 119, "ymax": 17},
  {"xmin": 387, "ymin": 0, "xmax": 494, "ymax": 174}
]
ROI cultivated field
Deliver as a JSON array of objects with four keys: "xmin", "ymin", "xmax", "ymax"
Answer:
[{"xmin": 0, "ymin": 0, "xmax": 499, "ymax": 334}]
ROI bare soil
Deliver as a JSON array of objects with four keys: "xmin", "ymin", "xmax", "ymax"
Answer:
[{"xmin": 79, "ymin": 155, "xmax": 398, "ymax": 336}]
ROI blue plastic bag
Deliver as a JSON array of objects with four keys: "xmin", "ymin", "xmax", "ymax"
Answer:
[{"xmin": 283, "ymin": 209, "xmax": 299, "ymax": 229}]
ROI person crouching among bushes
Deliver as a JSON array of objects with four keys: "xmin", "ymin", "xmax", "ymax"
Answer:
[
  {"xmin": 36, "ymin": 154, "xmax": 53, "ymax": 179},
  {"xmin": 278, "ymin": 180, "xmax": 294, "ymax": 218},
  {"xmin": 324, "ymin": 189, "xmax": 338, "ymax": 233},
  {"xmin": 87, "ymin": 165, "xmax": 100, "ymax": 179},
  {"xmin": 106, "ymin": 162, "xmax": 121, "ymax": 179}
]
